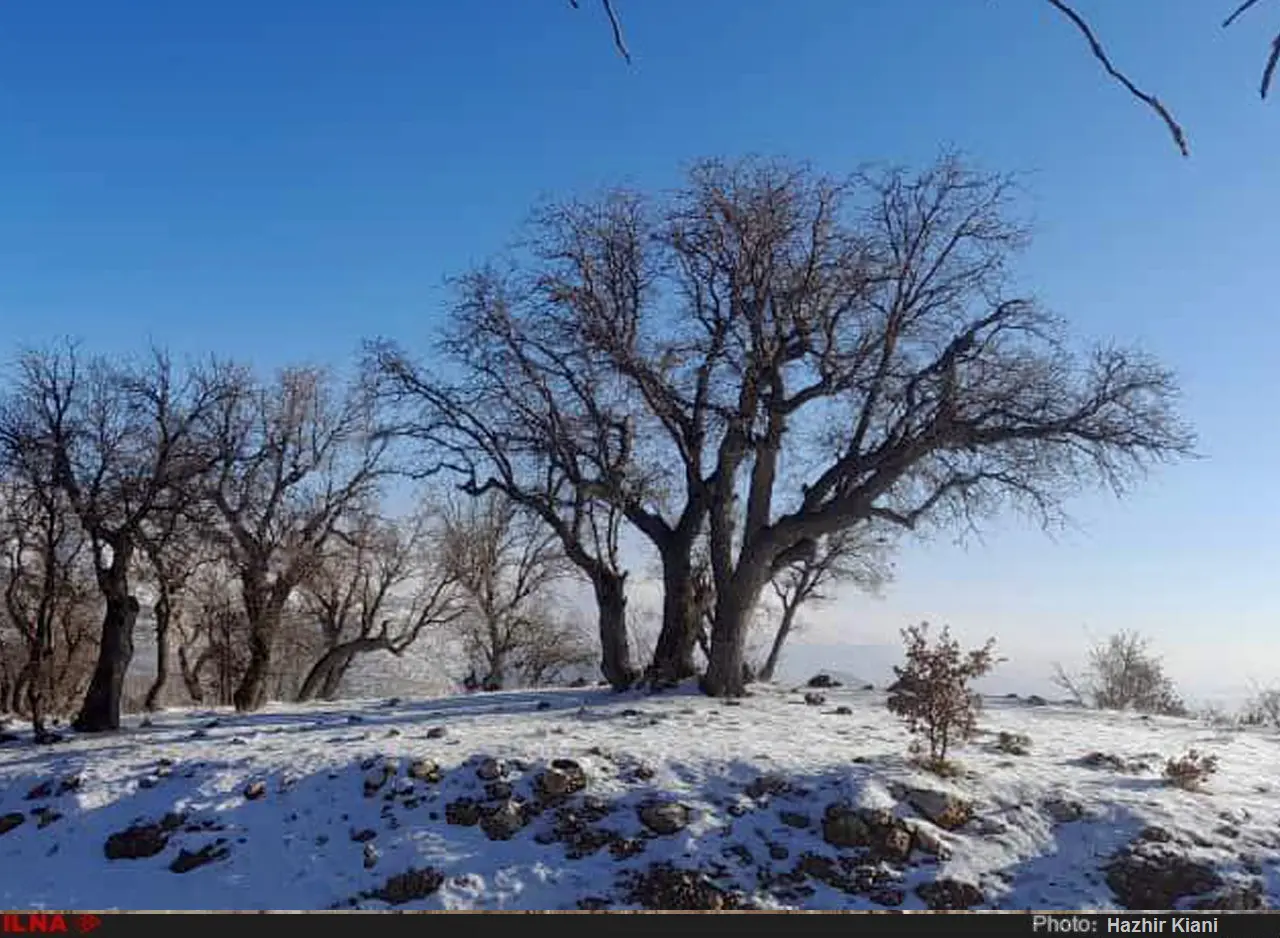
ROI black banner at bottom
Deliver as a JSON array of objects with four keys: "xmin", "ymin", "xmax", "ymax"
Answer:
[{"xmin": 0, "ymin": 911, "xmax": 1274, "ymax": 936}]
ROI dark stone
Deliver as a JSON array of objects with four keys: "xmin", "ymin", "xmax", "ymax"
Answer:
[
  {"xmin": 917, "ymin": 878, "xmax": 985, "ymax": 910},
  {"xmin": 169, "ymin": 843, "xmax": 230, "ymax": 873}
]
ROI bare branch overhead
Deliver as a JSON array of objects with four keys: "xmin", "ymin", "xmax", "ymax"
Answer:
[{"xmin": 576, "ymin": 0, "xmax": 1280, "ymax": 155}]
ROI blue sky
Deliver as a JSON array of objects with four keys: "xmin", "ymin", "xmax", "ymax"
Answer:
[{"xmin": 2, "ymin": 1, "xmax": 1277, "ymax": 698}]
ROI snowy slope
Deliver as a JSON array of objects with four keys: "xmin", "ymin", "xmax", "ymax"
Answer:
[{"xmin": 1, "ymin": 685, "xmax": 1277, "ymax": 911}]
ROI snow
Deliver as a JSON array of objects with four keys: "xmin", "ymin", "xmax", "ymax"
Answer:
[{"xmin": 2, "ymin": 685, "xmax": 1279, "ymax": 911}]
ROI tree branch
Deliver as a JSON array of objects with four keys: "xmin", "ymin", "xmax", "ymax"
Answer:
[{"xmin": 1042, "ymin": 0, "xmax": 1189, "ymax": 156}]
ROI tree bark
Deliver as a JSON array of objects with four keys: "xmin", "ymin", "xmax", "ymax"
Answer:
[
  {"xmin": 72, "ymin": 587, "xmax": 140, "ymax": 732},
  {"xmin": 701, "ymin": 562, "xmax": 769, "ymax": 698},
  {"xmin": 758, "ymin": 599, "xmax": 800, "ymax": 683},
  {"xmin": 143, "ymin": 589, "xmax": 172, "ymax": 712},
  {"xmin": 233, "ymin": 623, "xmax": 274, "ymax": 712},
  {"xmin": 646, "ymin": 546, "xmax": 701, "ymax": 686},
  {"xmin": 176, "ymin": 643, "xmax": 205, "ymax": 703},
  {"xmin": 233, "ymin": 570, "xmax": 290, "ymax": 712},
  {"xmin": 482, "ymin": 647, "xmax": 506, "ymax": 691},
  {"xmin": 593, "ymin": 572, "xmax": 638, "ymax": 691}
]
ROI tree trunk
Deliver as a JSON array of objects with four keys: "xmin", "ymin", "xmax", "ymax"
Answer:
[
  {"xmin": 701, "ymin": 565, "xmax": 768, "ymax": 698},
  {"xmin": 593, "ymin": 573, "xmax": 638, "ymax": 691},
  {"xmin": 177, "ymin": 644, "xmax": 205, "ymax": 704},
  {"xmin": 73, "ymin": 587, "xmax": 140, "ymax": 732},
  {"xmin": 27, "ymin": 646, "xmax": 51, "ymax": 740},
  {"xmin": 483, "ymin": 660, "xmax": 505, "ymax": 691},
  {"xmin": 758, "ymin": 599, "xmax": 800, "ymax": 683},
  {"xmin": 646, "ymin": 548, "xmax": 701, "ymax": 686},
  {"xmin": 12, "ymin": 665, "xmax": 32, "ymax": 718},
  {"xmin": 233, "ymin": 574, "xmax": 289, "ymax": 713},
  {"xmin": 297, "ymin": 637, "xmax": 386, "ymax": 702},
  {"xmin": 320, "ymin": 660, "xmax": 346, "ymax": 700},
  {"xmin": 143, "ymin": 590, "xmax": 172, "ymax": 712},
  {"xmin": 233, "ymin": 623, "xmax": 274, "ymax": 712}
]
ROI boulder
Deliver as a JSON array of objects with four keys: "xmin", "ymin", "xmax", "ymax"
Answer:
[
  {"xmin": 480, "ymin": 799, "xmax": 527, "ymax": 841},
  {"xmin": 638, "ymin": 801, "xmax": 690, "ymax": 835},
  {"xmin": 1105, "ymin": 846, "xmax": 1222, "ymax": 909},
  {"xmin": 407, "ymin": 759, "xmax": 442, "ymax": 783},
  {"xmin": 903, "ymin": 788, "xmax": 972, "ymax": 831},
  {"xmin": 537, "ymin": 759, "xmax": 587, "ymax": 799},
  {"xmin": 918, "ymin": 878, "xmax": 985, "ymax": 910}
]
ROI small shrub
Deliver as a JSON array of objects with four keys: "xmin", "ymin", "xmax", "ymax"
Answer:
[
  {"xmin": 995, "ymin": 731, "xmax": 1032, "ymax": 755},
  {"xmin": 1051, "ymin": 631, "xmax": 1186, "ymax": 716},
  {"xmin": 1163, "ymin": 750, "xmax": 1218, "ymax": 790},
  {"xmin": 1240, "ymin": 687, "xmax": 1280, "ymax": 727},
  {"xmin": 886, "ymin": 622, "xmax": 999, "ymax": 764}
]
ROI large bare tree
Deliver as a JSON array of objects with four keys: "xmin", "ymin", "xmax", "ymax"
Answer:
[
  {"xmin": 474, "ymin": 155, "xmax": 1192, "ymax": 697},
  {"xmin": 197, "ymin": 364, "xmax": 391, "ymax": 712}
]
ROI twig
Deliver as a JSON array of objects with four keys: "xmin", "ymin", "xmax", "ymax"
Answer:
[
  {"xmin": 1043, "ymin": 0, "xmax": 1189, "ymax": 155},
  {"xmin": 569, "ymin": 0, "xmax": 631, "ymax": 63},
  {"xmin": 1223, "ymin": 0, "xmax": 1266, "ymax": 28},
  {"xmin": 1222, "ymin": 0, "xmax": 1280, "ymax": 99}
]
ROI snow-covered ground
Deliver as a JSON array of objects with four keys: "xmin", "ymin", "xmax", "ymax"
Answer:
[{"xmin": 2, "ymin": 684, "xmax": 1278, "ymax": 911}]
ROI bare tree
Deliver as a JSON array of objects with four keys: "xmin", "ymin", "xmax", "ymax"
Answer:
[
  {"xmin": 513, "ymin": 610, "xmax": 597, "ymax": 686},
  {"xmin": 439, "ymin": 491, "xmax": 572, "ymax": 690},
  {"xmin": 135, "ymin": 493, "xmax": 217, "ymax": 711},
  {"xmin": 369, "ymin": 263, "xmax": 649, "ymax": 690},
  {"xmin": 197, "ymin": 364, "xmax": 391, "ymax": 712},
  {"xmin": 757, "ymin": 527, "xmax": 894, "ymax": 682},
  {"xmin": 0, "ymin": 475, "xmax": 97, "ymax": 739},
  {"xmin": 295, "ymin": 504, "xmax": 463, "ymax": 702},
  {"xmin": 486, "ymin": 192, "xmax": 745, "ymax": 688},
  {"xmin": 1052, "ymin": 629, "xmax": 1186, "ymax": 715},
  {"xmin": 0, "ymin": 345, "xmax": 226, "ymax": 730},
  {"xmin": 494, "ymin": 155, "xmax": 1192, "ymax": 698},
  {"xmin": 174, "ymin": 562, "xmax": 248, "ymax": 706},
  {"xmin": 577, "ymin": 0, "xmax": 1280, "ymax": 155}
]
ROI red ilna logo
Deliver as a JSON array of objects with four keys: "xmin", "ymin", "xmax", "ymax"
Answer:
[{"xmin": 2, "ymin": 915, "xmax": 69, "ymax": 933}]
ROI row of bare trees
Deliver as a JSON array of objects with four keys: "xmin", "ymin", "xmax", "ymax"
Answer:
[
  {"xmin": 2, "ymin": 153, "xmax": 1193, "ymax": 730},
  {"xmin": 0, "ymin": 349, "xmax": 598, "ymax": 737}
]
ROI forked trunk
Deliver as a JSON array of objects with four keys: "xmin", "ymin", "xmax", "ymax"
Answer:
[{"xmin": 297, "ymin": 637, "xmax": 386, "ymax": 702}]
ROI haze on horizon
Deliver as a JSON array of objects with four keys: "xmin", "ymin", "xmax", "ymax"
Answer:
[{"xmin": 2, "ymin": 1, "xmax": 1277, "ymax": 707}]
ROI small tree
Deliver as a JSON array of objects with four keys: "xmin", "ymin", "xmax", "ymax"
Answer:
[
  {"xmin": 1052, "ymin": 630, "xmax": 1185, "ymax": 715},
  {"xmin": 758, "ymin": 527, "xmax": 894, "ymax": 682},
  {"xmin": 295, "ymin": 505, "xmax": 464, "ymax": 702},
  {"xmin": 887, "ymin": 622, "xmax": 999, "ymax": 766},
  {"xmin": 439, "ymin": 491, "xmax": 573, "ymax": 690}
]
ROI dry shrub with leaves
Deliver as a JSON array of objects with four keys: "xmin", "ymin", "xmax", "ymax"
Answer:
[
  {"xmin": 1163, "ymin": 750, "xmax": 1219, "ymax": 791},
  {"xmin": 887, "ymin": 623, "xmax": 999, "ymax": 767}
]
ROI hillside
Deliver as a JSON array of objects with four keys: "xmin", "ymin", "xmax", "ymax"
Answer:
[{"xmin": 1, "ymin": 684, "xmax": 1276, "ymax": 911}]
